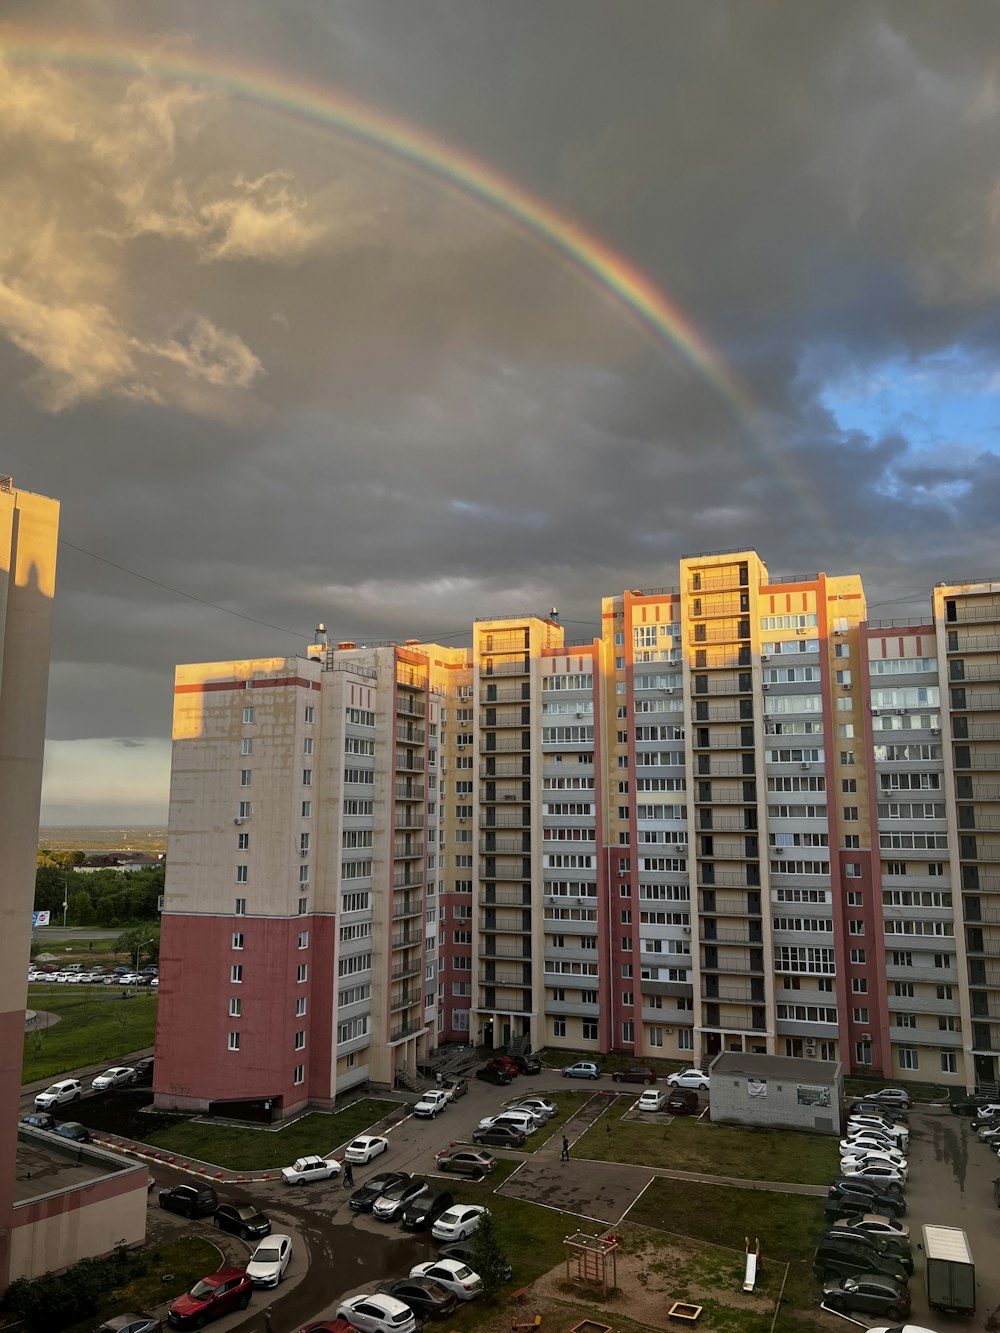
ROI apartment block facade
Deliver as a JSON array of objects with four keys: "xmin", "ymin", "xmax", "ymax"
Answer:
[{"xmin": 155, "ymin": 554, "xmax": 1000, "ymax": 1109}]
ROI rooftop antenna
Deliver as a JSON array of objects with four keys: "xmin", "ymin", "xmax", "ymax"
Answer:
[{"xmin": 314, "ymin": 622, "xmax": 329, "ymax": 647}]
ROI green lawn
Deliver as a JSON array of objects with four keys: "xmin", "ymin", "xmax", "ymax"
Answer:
[
  {"xmin": 54, "ymin": 1237, "xmax": 219, "ymax": 1333},
  {"xmin": 23, "ymin": 988, "xmax": 156, "ymax": 1082},
  {"xmin": 144, "ymin": 1098, "xmax": 401, "ymax": 1170},
  {"xmin": 573, "ymin": 1108, "xmax": 838, "ymax": 1185},
  {"xmin": 501, "ymin": 1089, "xmax": 595, "ymax": 1152}
]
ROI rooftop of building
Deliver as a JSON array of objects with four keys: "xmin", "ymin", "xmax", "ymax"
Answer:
[
  {"xmin": 709, "ymin": 1051, "xmax": 842, "ymax": 1083},
  {"xmin": 14, "ymin": 1127, "xmax": 145, "ymax": 1206}
]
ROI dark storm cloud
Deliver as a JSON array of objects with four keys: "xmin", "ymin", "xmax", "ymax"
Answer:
[{"xmin": 3, "ymin": 0, "xmax": 1000, "ymax": 817}]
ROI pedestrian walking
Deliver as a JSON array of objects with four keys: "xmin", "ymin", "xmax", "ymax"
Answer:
[
  {"xmin": 561, "ymin": 1136, "xmax": 570, "ymax": 1163},
  {"xmin": 435, "ymin": 1070, "xmax": 443, "ymax": 1088},
  {"xmin": 342, "ymin": 1161, "xmax": 354, "ymax": 1187}
]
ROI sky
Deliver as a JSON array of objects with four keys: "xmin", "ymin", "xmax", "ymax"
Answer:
[{"xmin": 3, "ymin": 0, "xmax": 1000, "ymax": 825}]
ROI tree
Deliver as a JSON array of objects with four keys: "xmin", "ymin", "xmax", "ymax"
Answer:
[
  {"xmin": 113, "ymin": 927, "xmax": 159, "ymax": 966},
  {"xmin": 470, "ymin": 1208, "xmax": 510, "ymax": 1301}
]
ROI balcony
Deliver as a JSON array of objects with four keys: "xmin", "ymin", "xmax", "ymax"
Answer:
[
  {"xmin": 483, "ymin": 916, "xmax": 531, "ymax": 934},
  {"xmin": 485, "ymin": 889, "xmax": 531, "ymax": 906},
  {"xmin": 957, "ymin": 694, "xmax": 1000, "ymax": 711},
  {"xmin": 701, "ymin": 956, "xmax": 764, "ymax": 975},
  {"xmin": 698, "ymin": 869, "xmax": 757, "ymax": 888},
  {"xmin": 478, "ymin": 971, "xmax": 530, "ymax": 987},
  {"xmin": 689, "ymin": 626, "xmax": 748, "ymax": 645},
  {"xmin": 688, "ymin": 569, "xmax": 746, "ymax": 593},
  {"xmin": 391, "ymin": 989, "xmax": 419, "ymax": 1012},
  {"xmin": 480, "ymin": 660, "xmax": 529, "ymax": 677},
  {"xmin": 389, "ymin": 1021, "xmax": 427, "ymax": 1043},
  {"xmin": 479, "ymin": 943, "xmax": 531, "ymax": 959},
  {"xmin": 392, "ymin": 869, "xmax": 424, "ymax": 889},
  {"xmin": 480, "ymin": 814, "xmax": 530, "ymax": 830},
  {"xmin": 701, "ymin": 927, "xmax": 758, "ymax": 944},
  {"xmin": 396, "ymin": 697, "xmax": 426, "ymax": 719},
  {"xmin": 480, "ymin": 837, "xmax": 531, "ymax": 856},
  {"xmin": 693, "ymin": 790, "xmax": 753, "ymax": 805},
  {"xmin": 480, "ymin": 762, "xmax": 528, "ymax": 779},
  {"xmin": 956, "ymin": 754, "xmax": 1000, "ymax": 771},
  {"xmin": 392, "ymin": 901, "xmax": 423, "ymax": 921},
  {"xmin": 949, "ymin": 604, "xmax": 1000, "ymax": 624},
  {"xmin": 483, "ymin": 865, "xmax": 531, "ymax": 881},
  {"xmin": 961, "ymin": 845, "xmax": 1000, "ymax": 862},
  {"xmin": 395, "ymin": 781, "xmax": 425, "ymax": 801},
  {"xmin": 480, "ymin": 687, "xmax": 530, "ymax": 705},
  {"xmin": 390, "ymin": 931, "xmax": 421, "ymax": 949},
  {"xmin": 694, "ymin": 680, "xmax": 751, "ymax": 696},
  {"xmin": 704, "ymin": 895, "xmax": 761, "ymax": 915},
  {"xmin": 391, "ymin": 960, "xmax": 422, "ymax": 981},
  {"xmin": 700, "ymin": 984, "xmax": 754, "ymax": 1003},
  {"xmin": 396, "ymin": 725, "xmax": 426, "ymax": 745},
  {"xmin": 480, "ymin": 736, "xmax": 530, "ymax": 754},
  {"xmin": 396, "ymin": 670, "xmax": 426, "ymax": 691},
  {"xmin": 889, "ymin": 1025, "xmax": 963, "ymax": 1047},
  {"xmin": 393, "ymin": 841, "xmax": 425, "ymax": 860},
  {"xmin": 950, "ymin": 635, "xmax": 1000, "ymax": 652},
  {"xmin": 395, "ymin": 753, "xmax": 426, "ymax": 773},
  {"xmin": 394, "ymin": 811, "xmax": 425, "ymax": 831}
]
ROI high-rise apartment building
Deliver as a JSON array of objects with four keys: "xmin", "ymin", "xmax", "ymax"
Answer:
[{"xmin": 155, "ymin": 555, "xmax": 1000, "ymax": 1109}]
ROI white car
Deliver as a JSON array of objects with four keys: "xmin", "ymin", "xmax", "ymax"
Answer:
[
  {"xmin": 839, "ymin": 1140, "xmax": 907, "ymax": 1166},
  {"xmin": 840, "ymin": 1130, "xmax": 901, "ymax": 1153},
  {"xmin": 53, "ymin": 971, "xmax": 73, "ymax": 983},
  {"xmin": 477, "ymin": 1111, "xmax": 536, "ymax": 1136},
  {"xmin": 505, "ymin": 1103, "xmax": 548, "ymax": 1126},
  {"xmin": 119, "ymin": 973, "xmax": 143, "ymax": 986},
  {"xmin": 637, "ymin": 1089, "xmax": 668, "ymax": 1113},
  {"xmin": 281, "ymin": 1154, "xmax": 340, "ymax": 1185},
  {"xmin": 832, "ymin": 1213, "xmax": 910, "ymax": 1241},
  {"xmin": 842, "ymin": 1162, "xmax": 906, "ymax": 1187},
  {"xmin": 246, "ymin": 1233, "xmax": 292, "ymax": 1287},
  {"xmin": 34, "ymin": 1079, "xmax": 83, "ymax": 1109},
  {"xmin": 847, "ymin": 1117, "xmax": 908, "ymax": 1146},
  {"xmin": 431, "ymin": 1204, "xmax": 487, "ymax": 1242},
  {"xmin": 91, "ymin": 1066, "xmax": 137, "ymax": 1091},
  {"xmin": 345, "ymin": 1135, "xmax": 390, "ymax": 1165},
  {"xmin": 511, "ymin": 1096, "xmax": 557, "ymax": 1119},
  {"xmin": 840, "ymin": 1151, "xmax": 907, "ymax": 1178},
  {"xmin": 413, "ymin": 1089, "xmax": 449, "ymax": 1118},
  {"xmin": 409, "ymin": 1260, "xmax": 482, "ymax": 1301},
  {"xmin": 666, "ymin": 1068, "xmax": 710, "ymax": 1091},
  {"xmin": 337, "ymin": 1294, "xmax": 416, "ymax": 1333}
]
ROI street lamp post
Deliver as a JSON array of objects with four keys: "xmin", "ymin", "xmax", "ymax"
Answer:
[
  {"xmin": 135, "ymin": 938, "xmax": 154, "ymax": 988},
  {"xmin": 62, "ymin": 873, "xmax": 69, "ymax": 928}
]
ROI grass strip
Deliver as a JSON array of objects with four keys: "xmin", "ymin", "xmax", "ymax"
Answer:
[{"xmin": 23, "ymin": 988, "xmax": 157, "ymax": 1083}]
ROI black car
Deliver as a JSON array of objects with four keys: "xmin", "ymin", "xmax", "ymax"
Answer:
[
  {"xmin": 133, "ymin": 1056, "xmax": 155, "ymax": 1085},
  {"xmin": 375, "ymin": 1278, "xmax": 458, "ymax": 1321},
  {"xmin": 828, "ymin": 1178, "xmax": 905, "ymax": 1217},
  {"xmin": 213, "ymin": 1203, "xmax": 271, "ymax": 1240},
  {"xmin": 814, "ymin": 1232, "xmax": 912, "ymax": 1280},
  {"xmin": 401, "ymin": 1188, "xmax": 454, "ymax": 1231},
  {"xmin": 511, "ymin": 1054, "xmax": 542, "ymax": 1075},
  {"xmin": 612, "ymin": 1065, "xmax": 657, "ymax": 1085},
  {"xmin": 54, "ymin": 1121, "xmax": 92, "ymax": 1143},
  {"xmin": 475, "ymin": 1065, "xmax": 512, "ymax": 1086},
  {"xmin": 159, "ymin": 1184, "xmax": 219, "ymax": 1218},
  {"xmin": 823, "ymin": 1226, "xmax": 912, "ymax": 1270},
  {"xmin": 950, "ymin": 1094, "xmax": 995, "ymax": 1116},
  {"xmin": 439, "ymin": 1242, "xmax": 512, "ymax": 1283},
  {"xmin": 472, "ymin": 1124, "xmax": 526, "ymax": 1149},
  {"xmin": 350, "ymin": 1170, "xmax": 409, "ymax": 1213},
  {"xmin": 824, "ymin": 1193, "xmax": 889, "ymax": 1224},
  {"xmin": 20, "ymin": 1112, "xmax": 55, "ymax": 1132},
  {"xmin": 821, "ymin": 1275, "xmax": 910, "ymax": 1321},
  {"xmin": 851, "ymin": 1099, "xmax": 909, "ymax": 1124}
]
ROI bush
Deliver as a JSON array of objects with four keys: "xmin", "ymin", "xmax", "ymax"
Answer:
[{"xmin": 3, "ymin": 1242, "xmax": 148, "ymax": 1332}]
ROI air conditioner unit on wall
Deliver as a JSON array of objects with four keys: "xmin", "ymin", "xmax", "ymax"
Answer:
[
  {"xmin": 234, "ymin": 817, "xmax": 246, "ymax": 826},
  {"xmin": 861, "ymin": 1033, "xmax": 872, "ymax": 1043}
]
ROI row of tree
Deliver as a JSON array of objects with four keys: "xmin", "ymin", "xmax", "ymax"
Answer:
[{"xmin": 33, "ymin": 865, "xmax": 164, "ymax": 928}]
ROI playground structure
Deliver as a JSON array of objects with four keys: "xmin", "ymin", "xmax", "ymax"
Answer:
[
  {"xmin": 742, "ymin": 1236, "xmax": 761, "ymax": 1293},
  {"xmin": 564, "ymin": 1231, "xmax": 620, "ymax": 1298}
]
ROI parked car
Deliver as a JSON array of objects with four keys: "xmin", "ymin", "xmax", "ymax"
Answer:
[
  {"xmin": 821, "ymin": 1274, "xmax": 910, "ymax": 1321},
  {"xmin": 637, "ymin": 1089, "xmax": 668, "ymax": 1113},
  {"xmin": 475, "ymin": 1065, "xmax": 512, "ymax": 1086},
  {"xmin": 841, "ymin": 1131, "xmax": 905, "ymax": 1156},
  {"xmin": 92, "ymin": 1066, "xmax": 137, "ymax": 1091},
  {"xmin": 613, "ymin": 1065, "xmax": 657, "ymax": 1085},
  {"xmin": 401, "ymin": 1188, "xmax": 455, "ymax": 1231},
  {"xmin": 159, "ymin": 1184, "xmax": 219, "ymax": 1218},
  {"xmin": 816, "ymin": 1229, "xmax": 913, "ymax": 1276},
  {"xmin": 847, "ymin": 1117, "xmax": 908, "ymax": 1147},
  {"xmin": 350, "ymin": 1171, "xmax": 410, "ymax": 1213},
  {"xmin": 822, "ymin": 1226, "xmax": 912, "ymax": 1270},
  {"xmin": 440, "ymin": 1078, "xmax": 468, "ymax": 1101},
  {"xmin": 666, "ymin": 1068, "xmax": 710, "ymax": 1091},
  {"xmin": 20, "ymin": 1112, "xmax": 55, "ymax": 1131},
  {"xmin": 34, "ymin": 1079, "xmax": 82, "ymax": 1109},
  {"xmin": 852, "ymin": 1100, "xmax": 909, "ymax": 1124},
  {"xmin": 867, "ymin": 1088, "xmax": 913, "ymax": 1111},
  {"xmin": 282, "ymin": 1155, "xmax": 340, "ymax": 1185},
  {"xmin": 972, "ymin": 1103, "xmax": 1000, "ymax": 1126},
  {"xmin": 133, "ymin": 1056, "xmax": 155, "ymax": 1084},
  {"xmin": 841, "ymin": 1162, "xmax": 906, "ymax": 1187},
  {"xmin": 511, "ymin": 1053, "xmax": 542, "ymax": 1074},
  {"xmin": 828, "ymin": 1178, "xmax": 905, "ymax": 1216},
  {"xmin": 373, "ymin": 1178, "xmax": 429, "ymax": 1221},
  {"xmin": 213, "ymin": 1202, "xmax": 271, "ymax": 1240},
  {"xmin": 439, "ymin": 1242, "xmax": 511, "ymax": 1282},
  {"xmin": 336, "ymin": 1294, "xmax": 416, "ymax": 1333},
  {"xmin": 832, "ymin": 1213, "xmax": 910, "ymax": 1241},
  {"xmin": 431, "ymin": 1205, "xmax": 485, "ymax": 1243},
  {"xmin": 55, "ymin": 1121, "xmax": 92, "ymax": 1143},
  {"xmin": 951, "ymin": 1094, "xmax": 996, "ymax": 1116},
  {"xmin": 825, "ymin": 1193, "xmax": 887, "ymax": 1224},
  {"xmin": 511, "ymin": 1095, "xmax": 557, "ymax": 1119},
  {"xmin": 434, "ymin": 1148, "xmax": 496, "ymax": 1178},
  {"xmin": 666, "ymin": 1087, "xmax": 700, "ymax": 1115},
  {"xmin": 472, "ymin": 1124, "xmax": 526, "ymax": 1149},
  {"xmin": 345, "ymin": 1135, "xmax": 390, "ymax": 1164},
  {"xmin": 504, "ymin": 1103, "xmax": 547, "ymax": 1127},
  {"xmin": 167, "ymin": 1268, "xmax": 252, "ymax": 1327},
  {"xmin": 414, "ymin": 1090, "xmax": 450, "ymax": 1118},
  {"xmin": 562, "ymin": 1061, "xmax": 600, "ymax": 1080},
  {"xmin": 374, "ymin": 1278, "xmax": 457, "ymax": 1322},
  {"xmin": 409, "ymin": 1260, "xmax": 482, "ymax": 1301},
  {"xmin": 246, "ymin": 1233, "xmax": 293, "ymax": 1287},
  {"xmin": 96, "ymin": 1315, "xmax": 162, "ymax": 1333},
  {"xmin": 302, "ymin": 1322, "xmax": 354, "ymax": 1333},
  {"xmin": 840, "ymin": 1147, "xmax": 908, "ymax": 1173},
  {"xmin": 487, "ymin": 1056, "xmax": 520, "ymax": 1077},
  {"xmin": 478, "ymin": 1110, "xmax": 537, "ymax": 1137}
]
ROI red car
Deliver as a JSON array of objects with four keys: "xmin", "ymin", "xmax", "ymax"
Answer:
[
  {"xmin": 168, "ymin": 1268, "xmax": 252, "ymax": 1327},
  {"xmin": 488, "ymin": 1056, "xmax": 519, "ymax": 1077},
  {"xmin": 302, "ymin": 1323, "xmax": 354, "ymax": 1333}
]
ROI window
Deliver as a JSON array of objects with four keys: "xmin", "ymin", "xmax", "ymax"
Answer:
[
  {"xmin": 621, "ymin": 909, "xmax": 632, "ymax": 924},
  {"xmin": 843, "ymin": 835, "xmax": 860, "ymax": 849},
  {"xmin": 841, "ymin": 778, "xmax": 857, "ymax": 793},
  {"xmin": 678, "ymin": 1029, "xmax": 694, "ymax": 1050},
  {"xmin": 928, "ymin": 861, "xmax": 945, "ymax": 877},
  {"xmin": 236, "ymin": 865, "xmax": 248, "ymax": 883},
  {"xmin": 582, "ymin": 1020, "xmax": 598, "ymax": 1040},
  {"xmin": 621, "ymin": 963, "xmax": 633, "ymax": 978},
  {"xmin": 851, "ymin": 978, "xmax": 867, "ymax": 993},
  {"xmin": 852, "ymin": 1008, "xmax": 869, "ymax": 1024},
  {"xmin": 304, "ymin": 705, "xmax": 315, "ymax": 724},
  {"xmin": 298, "ymin": 896, "xmax": 308, "ymax": 914},
  {"xmin": 240, "ymin": 769, "xmax": 251, "ymax": 787},
  {"xmin": 241, "ymin": 737, "xmax": 253, "ymax": 755},
  {"xmin": 296, "ymin": 996, "xmax": 306, "ymax": 1017},
  {"xmin": 231, "ymin": 965, "xmax": 243, "ymax": 983},
  {"xmin": 941, "ymin": 1052, "xmax": 957, "ymax": 1074},
  {"xmin": 848, "ymin": 920, "xmax": 865, "ymax": 935},
  {"xmin": 622, "ymin": 1020, "xmax": 635, "ymax": 1044},
  {"xmin": 854, "ymin": 1041, "xmax": 872, "ymax": 1065},
  {"xmin": 228, "ymin": 1032, "xmax": 240, "ymax": 1051},
  {"xmin": 234, "ymin": 897, "xmax": 246, "ymax": 915},
  {"xmin": 840, "ymin": 751, "xmax": 855, "ymax": 766},
  {"xmin": 294, "ymin": 1030, "xmax": 305, "ymax": 1051},
  {"xmin": 622, "ymin": 991, "xmax": 634, "ymax": 1006},
  {"xmin": 844, "ymin": 863, "xmax": 861, "ymax": 878},
  {"xmin": 297, "ymin": 964, "xmax": 308, "ymax": 983},
  {"xmin": 298, "ymin": 931, "xmax": 309, "ymax": 950},
  {"xmin": 237, "ymin": 832, "xmax": 249, "ymax": 850},
  {"xmin": 899, "ymin": 1047, "xmax": 919, "ymax": 1071},
  {"xmin": 843, "ymin": 806, "xmax": 858, "ymax": 821},
  {"xmin": 232, "ymin": 932, "xmax": 244, "ymax": 950},
  {"xmin": 302, "ymin": 800, "xmax": 312, "ymax": 818},
  {"xmin": 850, "ymin": 948, "xmax": 866, "ymax": 964},
  {"xmin": 847, "ymin": 891, "xmax": 863, "ymax": 906},
  {"xmin": 934, "ymin": 954, "xmax": 952, "ymax": 969},
  {"xmin": 239, "ymin": 801, "xmax": 252, "ymax": 818},
  {"xmin": 937, "ymin": 985, "xmax": 953, "ymax": 1000},
  {"xmin": 293, "ymin": 1063, "xmax": 305, "ymax": 1085},
  {"xmin": 553, "ymin": 1018, "xmax": 566, "ymax": 1037},
  {"xmin": 299, "ymin": 864, "xmax": 310, "ymax": 884},
  {"xmin": 302, "ymin": 768, "xmax": 312, "ymax": 785},
  {"xmin": 229, "ymin": 997, "xmax": 241, "ymax": 1017},
  {"xmin": 243, "ymin": 705, "xmax": 254, "ymax": 724}
]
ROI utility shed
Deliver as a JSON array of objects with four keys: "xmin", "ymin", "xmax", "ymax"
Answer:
[{"xmin": 708, "ymin": 1052, "xmax": 843, "ymax": 1135}]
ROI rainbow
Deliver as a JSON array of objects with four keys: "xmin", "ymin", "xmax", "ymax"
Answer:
[{"xmin": 0, "ymin": 22, "xmax": 760, "ymax": 427}]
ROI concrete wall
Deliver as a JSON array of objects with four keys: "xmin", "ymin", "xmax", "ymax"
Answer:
[
  {"xmin": 10, "ymin": 1170, "xmax": 147, "ymax": 1281},
  {"xmin": 710, "ymin": 1071, "xmax": 842, "ymax": 1135}
]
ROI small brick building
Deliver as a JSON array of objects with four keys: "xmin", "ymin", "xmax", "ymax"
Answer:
[{"xmin": 708, "ymin": 1051, "xmax": 843, "ymax": 1136}]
